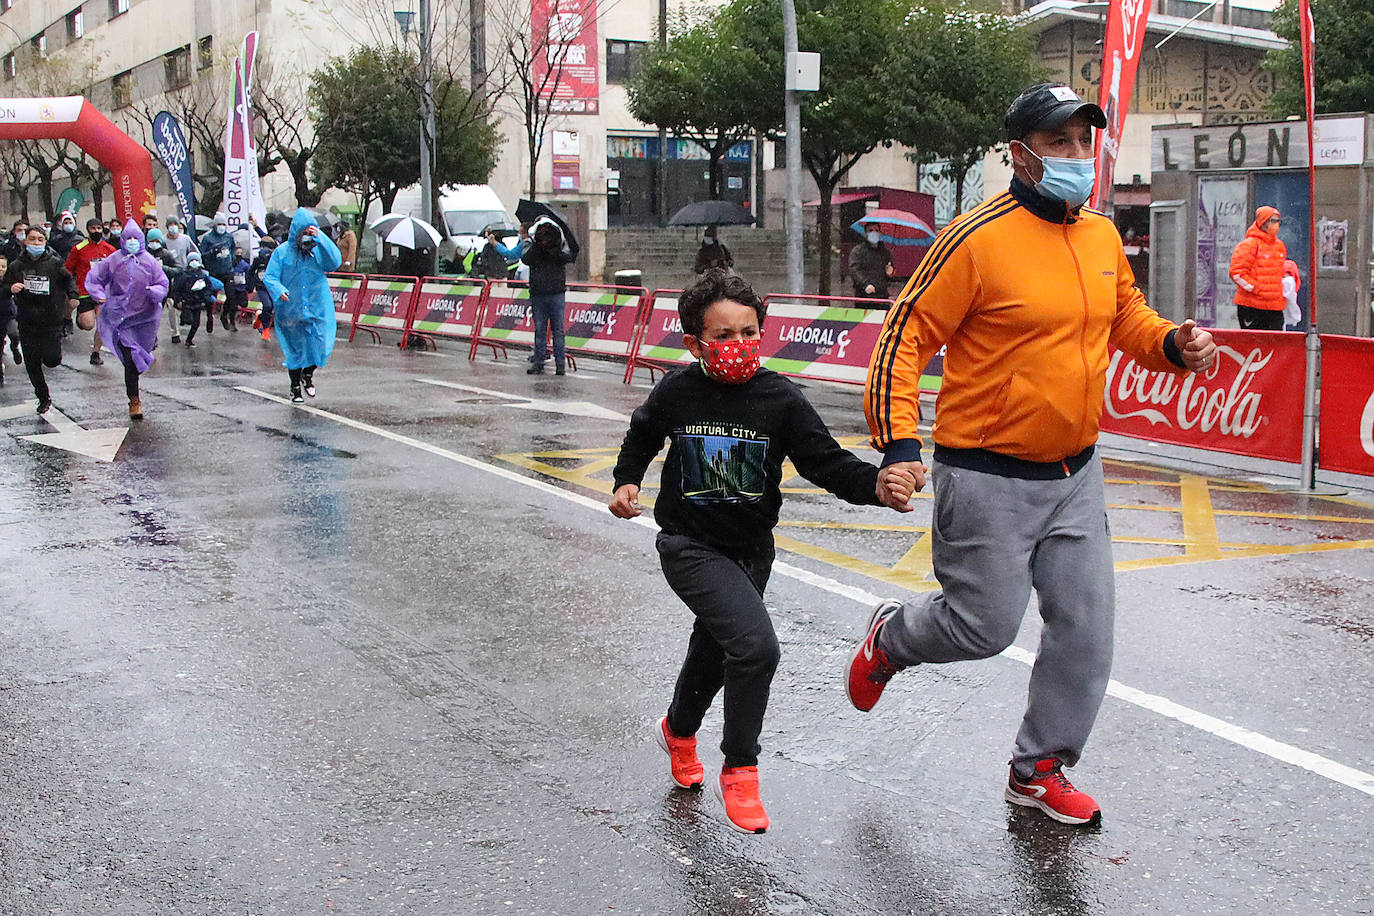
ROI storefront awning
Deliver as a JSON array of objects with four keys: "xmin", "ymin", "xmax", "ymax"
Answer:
[{"xmin": 803, "ymin": 190, "xmax": 877, "ymax": 207}]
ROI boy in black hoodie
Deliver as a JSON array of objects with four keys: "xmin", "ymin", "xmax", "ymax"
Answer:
[{"xmin": 609, "ymin": 270, "xmax": 915, "ymax": 834}]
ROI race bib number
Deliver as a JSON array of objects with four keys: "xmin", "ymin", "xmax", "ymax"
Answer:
[
  {"xmin": 233, "ymin": 273, "xmax": 246, "ymax": 284},
  {"xmin": 23, "ymin": 275, "xmax": 51, "ymax": 295},
  {"xmin": 191, "ymin": 279, "xmax": 207, "ymax": 292}
]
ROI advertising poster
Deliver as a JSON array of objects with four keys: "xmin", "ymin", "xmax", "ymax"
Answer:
[
  {"xmin": 1318, "ymin": 218, "xmax": 1348, "ymax": 269},
  {"xmin": 1317, "ymin": 335, "xmax": 1374, "ymax": 477},
  {"xmin": 1195, "ymin": 176, "xmax": 1249, "ymax": 328},
  {"xmin": 532, "ymin": 0, "xmax": 600, "ymax": 115},
  {"xmin": 552, "ymin": 130, "xmax": 581, "ymax": 191}
]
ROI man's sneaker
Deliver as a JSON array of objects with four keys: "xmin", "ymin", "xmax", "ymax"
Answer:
[
  {"xmin": 715, "ymin": 766, "xmax": 769, "ymax": 834},
  {"xmin": 1005, "ymin": 758, "xmax": 1102, "ymax": 826},
  {"xmin": 846, "ymin": 600, "xmax": 904, "ymax": 712},
  {"xmin": 654, "ymin": 717, "xmax": 704, "ymax": 790},
  {"xmin": 290, "ymin": 386, "xmax": 304, "ymax": 404},
  {"xmin": 526, "ymin": 364, "xmax": 544, "ymax": 375},
  {"xmin": 89, "ymin": 351, "xmax": 103, "ymax": 366},
  {"xmin": 171, "ymin": 334, "xmax": 181, "ymax": 343},
  {"xmin": 36, "ymin": 399, "xmax": 51, "ymax": 414}
]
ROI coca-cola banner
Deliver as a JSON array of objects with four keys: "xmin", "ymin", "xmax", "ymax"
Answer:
[
  {"xmin": 1101, "ymin": 329, "xmax": 1307, "ymax": 463},
  {"xmin": 1317, "ymin": 335, "xmax": 1374, "ymax": 477}
]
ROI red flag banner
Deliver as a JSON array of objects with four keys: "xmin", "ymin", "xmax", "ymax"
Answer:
[{"xmin": 1092, "ymin": 0, "xmax": 1152, "ymax": 208}]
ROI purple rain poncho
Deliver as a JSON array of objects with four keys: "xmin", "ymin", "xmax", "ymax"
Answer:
[{"xmin": 85, "ymin": 220, "xmax": 169, "ymax": 373}]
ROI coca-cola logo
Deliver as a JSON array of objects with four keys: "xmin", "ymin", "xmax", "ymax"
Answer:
[
  {"xmin": 1104, "ymin": 346, "xmax": 1272, "ymax": 439},
  {"xmin": 1120, "ymin": 0, "xmax": 1147, "ymax": 59}
]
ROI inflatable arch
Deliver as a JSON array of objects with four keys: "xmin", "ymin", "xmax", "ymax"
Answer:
[{"xmin": 0, "ymin": 96, "xmax": 156, "ymax": 222}]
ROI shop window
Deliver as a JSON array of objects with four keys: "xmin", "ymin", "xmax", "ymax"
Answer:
[{"xmin": 605, "ymin": 39, "xmax": 645, "ymax": 84}]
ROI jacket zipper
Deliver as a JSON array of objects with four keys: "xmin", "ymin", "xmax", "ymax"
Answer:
[{"xmin": 1062, "ymin": 215, "xmax": 1093, "ymax": 460}]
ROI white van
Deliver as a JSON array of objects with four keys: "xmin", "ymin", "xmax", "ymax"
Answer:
[{"xmin": 371, "ymin": 184, "xmax": 516, "ymax": 271}]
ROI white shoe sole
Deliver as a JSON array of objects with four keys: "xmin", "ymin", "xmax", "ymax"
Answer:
[
  {"xmin": 654, "ymin": 718, "xmax": 702, "ymax": 790},
  {"xmin": 713, "ymin": 779, "xmax": 767, "ymax": 834},
  {"xmin": 1004, "ymin": 786, "xmax": 1102, "ymax": 826}
]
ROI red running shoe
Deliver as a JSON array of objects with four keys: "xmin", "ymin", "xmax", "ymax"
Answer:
[
  {"xmin": 846, "ymin": 600, "xmax": 903, "ymax": 712},
  {"xmin": 1005, "ymin": 758, "xmax": 1102, "ymax": 826},
  {"xmin": 655, "ymin": 717, "xmax": 704, "ymax": 790},
  {"xmin": 715, "ymin": 766, "xmax": 769, "ymax": 834}
]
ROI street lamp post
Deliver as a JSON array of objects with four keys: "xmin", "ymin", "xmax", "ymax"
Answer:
[
  {"xmin": 782, "ymin": 0, "xmax": 803, "ymax": 294},
  {"xmin": 418, "ymin": 0, "xmax": 435, "ymax": 227}
]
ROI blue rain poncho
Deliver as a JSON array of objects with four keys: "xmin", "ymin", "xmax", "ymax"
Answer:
[{"xmin": 263, "ymin": 209, "xmax": 342, "ymax": 370}]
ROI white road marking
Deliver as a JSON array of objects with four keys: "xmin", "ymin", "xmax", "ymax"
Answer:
[
  {"xmin": 234, "ymin": 384, "xmax": 1374, "ymax": 799},
  {"xmin": 1, "ymin": 402, "xmax": 128, "ymax": 461},
  {"xmin": 414, "ymin": 377, "xmax": 630, "ymax": 421}
]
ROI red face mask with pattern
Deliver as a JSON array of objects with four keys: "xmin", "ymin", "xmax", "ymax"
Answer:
[{"xmin": 700, "ymin": 338, "xmax": 762, "ymax": 384}]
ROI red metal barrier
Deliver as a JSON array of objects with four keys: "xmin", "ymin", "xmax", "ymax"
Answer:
[
  {"xmin": 327, "ymin": 273, "xmax": 374, "ymax": 343},
  {"xmin": 1318, "ymin": 334, "xmax": 1374, "ymax": 477},
  {"xmin": 624, "ymin": 289, "xmax": 687, "ymax": 383},
  {"xmin": 467, "ymin": 280, "xmax": 645, "ymax": 369},
  {"xmin": 402, "ymin": 276, "xmax": 489, "ymax": 351},
  {"xmin": 351, "ymin": 274, "xmax": 421, "ymax": 348}
]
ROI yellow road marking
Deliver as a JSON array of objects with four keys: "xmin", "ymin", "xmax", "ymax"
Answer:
[{"xmin": 493, "ymin": 447, "xmax": 1374, "ymax": 587}]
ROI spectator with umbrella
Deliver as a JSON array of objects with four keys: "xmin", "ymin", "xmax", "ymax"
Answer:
[
  {"xmin": 694, "ymin": 226, "xmax": 735, "ymax": 275},
  {"xmin": 520, "ymin": 217, "xmax": 579, "ymax": 375},
  {"xmin": 369, "ymin": 213, "xmax": 442, "ymax": 279},
  {"xmin": 848, "ymin": 226, "xmax": 895, "ymax": 301},
  {"xmin": 263, "ymin": 209, "xmax": 342, "ymax": 403}
]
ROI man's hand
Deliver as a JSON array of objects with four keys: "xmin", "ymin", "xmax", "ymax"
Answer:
[
  {"xmin": 10, "ymin": 282, "xmax": 22, "ymax": 294},
  {"xmin": 876, "ymin": 464, "xmax": 918, "ymax": 513},
  {"xmin": 278, "ymin": 291, "xmax": 290, "ymax": 303},
  {"xmin": 885, "ymin": 263, "xmax": 895, "ymax": 277},
  {"xmin": 609, "ymin": 484, "xmax": 642, "ymax": 518},
  {"xmin": 1177, "ymin": 319, "xmax": 1218, "ymax": 373},
  {"xmin": 864, "ymin": 284, "xmax": 876, "ymax": 295}
]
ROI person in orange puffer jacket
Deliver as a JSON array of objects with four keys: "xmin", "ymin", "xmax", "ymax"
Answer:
[{"xmin": 1229, "ymin": 205, "xmax": 1286, "ymax": 330}]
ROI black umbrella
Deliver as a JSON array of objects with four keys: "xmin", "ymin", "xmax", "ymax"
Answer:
[
  {"xmin": 668, "ymin": 200, "xmax": 756, "ymax": 227},
  {"xmin": 515, "ymin": 199, "xmax": 575, "ymax": 243}
]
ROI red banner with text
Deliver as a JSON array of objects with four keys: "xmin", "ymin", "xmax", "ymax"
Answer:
[
  {"xmin": 1092, "ymin": 0, "xmax": 1152, "ymax": 208},
  {"xmin": 1101, "ymin": 330, "xmax": 1307, "ymax": 463},
  {"xmin": 531, "ymin": 0, "xmax": 600, "ymax": 115},
  {"xmin": 1317, "ymin": 335, "xmax": 1374, "ymax": 477}
]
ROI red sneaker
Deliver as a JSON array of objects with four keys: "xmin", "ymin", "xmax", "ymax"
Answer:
[
  {"xmin": 655, "ymin": 717, "xmax": 704, "ymax": 790},
  {"xmin": 846, "ymin": 600, "xmax": 903, "ymax": 712},
  {"xmin": 1005, "ymin": 758, "xmax": 1102, "ymax": 826},
  {"xmin": 715, "ymin": 766, "xmax": 769, "ymax": 834}
]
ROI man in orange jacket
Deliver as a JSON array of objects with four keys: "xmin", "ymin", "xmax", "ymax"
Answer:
[
  {"xmin": 845, "ymin": 83, "xmax": 1217, "ymax": 827},
  {"xmin": 1229, "ymin": 206, "xmax": 1287, "ymax": 330}
]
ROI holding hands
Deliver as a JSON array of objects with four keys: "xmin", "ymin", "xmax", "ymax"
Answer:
[{"xmin": 876, "ymin": 462, "xmax": 924, "ymax": 513}]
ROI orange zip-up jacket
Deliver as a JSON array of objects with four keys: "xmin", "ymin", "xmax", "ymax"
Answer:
[
  {"xmin": 865, "ymin": 181, "xmax": 1186, "ymax": 468},
  {"xmin": 1228, "ymin": 206, "xmax": 1286, "ymax": 311}
]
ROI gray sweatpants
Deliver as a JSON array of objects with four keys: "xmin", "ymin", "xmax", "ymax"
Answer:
[{"xmin": 878, "ymin": 455, "xmax": 1115, "ymax": 773}]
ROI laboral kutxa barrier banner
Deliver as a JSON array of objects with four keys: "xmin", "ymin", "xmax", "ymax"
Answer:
[
  {"xmin": 628, "ymin": 292, "xmax": 948, "ymax": 390},
  {"xmin": 1100, "ymin": 329, "xmax": 1307, "ymax": 463},
  {"xmin": 410, "ymin": 277, "xmax": 487, "ymax": 340},
  {"xmin": 1317, "ymin": 335, "xmax": 1374, "ymax": 477},
  {"xmin": 355, "ymin": 276, "xmax": 417, "ymax": 335},
  {"xmin": 327, "ymin": 274, "xmax": 367, "ymax": 327},
  {"xmin": 474, "ymin": 281, "xmax": 644, "ymax": 357}
]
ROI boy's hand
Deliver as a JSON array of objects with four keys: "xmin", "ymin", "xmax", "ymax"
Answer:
[
  {"xmin": 876, "ymin": 464, "xmax": 919, "ymax": 513},
  {"xmin": 609, "ymin": 484, "xmax": 642, "ymax": 518}
]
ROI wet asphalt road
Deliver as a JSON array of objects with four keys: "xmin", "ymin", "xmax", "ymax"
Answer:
[{"xmin": 1, "ymin": 328, "xmax": 1371, "ymax": 915}]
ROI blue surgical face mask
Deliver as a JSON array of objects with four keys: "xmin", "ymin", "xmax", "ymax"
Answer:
[
  {"xmin": 866, "ymin": 231, "xmax": 881, "ymax": 245},
  {"xmin": 124, "ymin": 239, "xmax": 141, "ymax": 255},
  {"xmin": 1022, "ymin": 145, "xmax": 1096, "ymax": 208},
  {"xmin": 25, "ymin": 244, "xmax": 46, "ymax": 257}
]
